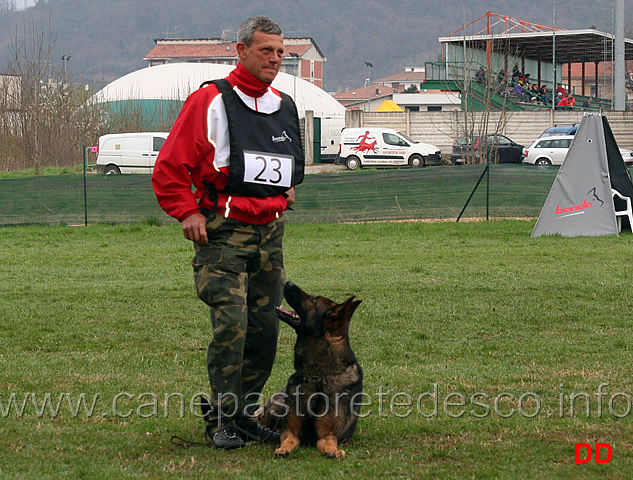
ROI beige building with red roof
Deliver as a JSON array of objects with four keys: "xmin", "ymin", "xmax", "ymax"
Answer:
[
  {"xmin": 333, "ymin": 67, "xmax": 461, "ymax": 112},
  {"xmin": 333, "ymin": 83, "xmax": 402, "ymax": 111},
  {"xmin": 144, "ymin": 37, "xmax": 327, "ymax": 88},
  {"xmin": 375, "ymin": 67, "xmax": 427, "ymax": 92}
]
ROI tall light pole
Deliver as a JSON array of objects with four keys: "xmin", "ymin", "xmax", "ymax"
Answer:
[
  {"xmin": 61, "ymin": 55, "xmax": 71, "ymax": 78},
  {"xmin": 614, "ymin": 0, "xmax": 625, "ymax": 111},
  {"xmin": 364, "ymin": 61, "xmax": 373, "ymax": 112},
  {"xmin": 363, "ymin": 78, "xmax": 369, "ymax": 111},
  {"xmin": 552, "ymin": 2, "xmax": 556, "ymax": 116}
]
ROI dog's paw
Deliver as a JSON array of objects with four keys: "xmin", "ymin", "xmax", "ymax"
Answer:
[
  {"xmin": 325, "ymin": 448, "xmax": 346, "ymax": 459},
  {"xmin": 274, "ymin": 447, "xmax": 290, "ymax": 458},
  {"xmin": 275, "ymin": 435, "xmax": 299, "ymax": 457}
]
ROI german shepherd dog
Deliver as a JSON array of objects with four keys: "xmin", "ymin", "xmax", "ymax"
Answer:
[{"xmin": 259, "ymin": 282, "xmax": 363, "ymax": 459}]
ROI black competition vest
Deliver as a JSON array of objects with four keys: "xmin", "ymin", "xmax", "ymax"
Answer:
[{"xmin": 209, "ymin": 79, "xmax": 304, "ymax": 197}]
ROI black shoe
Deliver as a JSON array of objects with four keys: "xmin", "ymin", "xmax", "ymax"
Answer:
[
  {"xmin": 237, "ymin": 420, "xmax": 281, "ymax": 443},
  {"xmin": 211, "ymin": 425, "xmax": 245, "ymax": 450}
]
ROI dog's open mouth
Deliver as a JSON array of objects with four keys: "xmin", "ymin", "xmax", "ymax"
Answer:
[{"xmin": 275, "ymin": 306, "xmax": 301, "ymax": 327}]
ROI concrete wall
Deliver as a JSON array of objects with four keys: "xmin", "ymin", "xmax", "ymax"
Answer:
[{"xmin": 347, "ymin": 109, "xmax": 633, "ymax": 154}]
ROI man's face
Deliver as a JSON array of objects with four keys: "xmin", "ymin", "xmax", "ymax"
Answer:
[{"xmin": 237, "ymin": 30, "xmax": 284, "ymax": 84}]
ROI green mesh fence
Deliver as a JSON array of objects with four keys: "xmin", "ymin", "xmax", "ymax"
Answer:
[
  {"xmin": 0, "ymin": 175, "xmax": 174, "ymax": 226},
  {"xmin": 287, "ymin": 164, "xmax": 559, "ymax": 223},
  {"xmin": 0, "ymin": 165, "xmax": 562, "ymax": 226}
]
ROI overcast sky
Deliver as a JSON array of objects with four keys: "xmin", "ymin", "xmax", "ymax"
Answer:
[{"xmin": 16, "ymin": 0, "xmax": 36, "ymax": 10}]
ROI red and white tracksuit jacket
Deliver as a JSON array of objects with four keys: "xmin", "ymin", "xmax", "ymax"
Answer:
[{"xmin": 152, "ymin": 62, "xmax": 290, "ymax": 225}]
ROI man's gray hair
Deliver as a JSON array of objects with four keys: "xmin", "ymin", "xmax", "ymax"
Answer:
[{"xmin": 237, "ymin": 16, "xmax": 283, "ymax": 46}]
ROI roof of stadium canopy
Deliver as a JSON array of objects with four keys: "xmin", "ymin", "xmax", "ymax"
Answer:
[{"xmin": 438, "ymin": 11, "xmax": 633, "ymax": 65}]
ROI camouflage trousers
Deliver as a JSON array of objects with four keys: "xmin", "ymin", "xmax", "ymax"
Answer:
[{"xmin": 191, "ymin": 214, "xmax": 286, "ymax": 428}]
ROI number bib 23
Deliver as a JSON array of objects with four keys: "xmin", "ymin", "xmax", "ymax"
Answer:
[{"xmin": 243, "ymin": 150, "xmax": 294, "ymax": 188}]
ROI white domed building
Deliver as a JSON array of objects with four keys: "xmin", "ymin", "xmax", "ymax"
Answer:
[
  {"xmin": 90, "ymin": 63, "xmax": 346, "ymax": 162},
  {"xmin": 90, "ymin": 63, "xmax": 345, "ymax": 123}
]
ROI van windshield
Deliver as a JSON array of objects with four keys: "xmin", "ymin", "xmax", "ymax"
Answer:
[{"xmin": 397, "ymin": 132, "xmax": 417, "ymax": 144}]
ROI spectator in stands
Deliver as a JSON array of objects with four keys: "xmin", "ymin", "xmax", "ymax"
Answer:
[
  {"xmin": 567, "ymin": 93, "xmax": 576, "ymax": 108},
  {"xmin": 529, "ymin": 83, "xmax": 540, "ymax": 103},
  {"xmin": 512, "ymin": 81, "xmax": 531, "ymax": 103},
  {"xmin": 539, "ymin": 85, "xmax": 551, "ymax": 105},
  {"xmin": 556, "ymin": 84, "xmax": 566, "ymax": 97},
  {"xmin": 475, "ymin": 66, "xmax": 486, "ymax": 84},
  {"xmin": 556, "ymin": 92, "xmax": 570, "ymax": 109},
  {"xmin": 583, "ymin": 96, "xmax": 593, "ymax": 109},
  {"xmin": 511, "ymin": 63, "xmax": 520, "ymax": 84},
  {"xmin": 496, "ymin": 77, "xmax": 508, "ymax": 95}
]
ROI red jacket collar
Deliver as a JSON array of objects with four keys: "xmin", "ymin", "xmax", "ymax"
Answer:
[{"xmin": 227, "ymin": 63, "xmax": 271, "ymax": 98}]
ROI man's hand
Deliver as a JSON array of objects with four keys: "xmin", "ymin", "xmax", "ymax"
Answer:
[
  {"xmin": 182, "ymin": 212, "xmax": 208, "ymax": 245},
  {"xmin": 285, "ymin": 187, "xmax": 295, "ymax": 207}
]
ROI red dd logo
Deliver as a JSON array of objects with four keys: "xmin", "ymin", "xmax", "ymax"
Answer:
[{"xmin": 575, "ymin": 443, "xmax": 613, "ymax": 463}]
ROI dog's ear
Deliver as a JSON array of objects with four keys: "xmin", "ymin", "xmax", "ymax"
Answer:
[{"xmin": 341, "ymin": 296, "xmax": 362, "ymax": 320}]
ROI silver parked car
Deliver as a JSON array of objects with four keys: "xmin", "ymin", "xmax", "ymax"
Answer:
[{"xmin": 522, "ymin": 135, "xmax": 633, "ymax": 166}]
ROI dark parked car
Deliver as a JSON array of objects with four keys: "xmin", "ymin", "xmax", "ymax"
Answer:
[{"xmin": 451, "ymin": 134, "xmax": 525, "ymax": 164}]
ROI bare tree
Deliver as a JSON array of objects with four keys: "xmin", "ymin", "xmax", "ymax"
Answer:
[
  {"xmin": 0, "ymin": 0, "xmax": 16, "ymax": 13},
  {"xmin": 4, "ymin": 14, "xmax": 56, "ymax": 173},
  {"xmin": 0, "ymin": 14, "xmax": 106, "ymax": 173},
  {"xmin": 434, "ymin": 35, "xmax": 526, "ymax": 165}
]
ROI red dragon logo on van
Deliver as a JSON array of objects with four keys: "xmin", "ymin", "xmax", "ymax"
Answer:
[{"xmin": 352, "ymin": 131, "xmax": 378, "ymax": 153}]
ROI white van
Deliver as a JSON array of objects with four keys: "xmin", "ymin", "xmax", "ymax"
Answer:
[
  {"xmin": 96, "ymin": 132, "xmax": 169, "ymax": 174},
  {"xmin": 319, "ymin": 116, "xmax": 345, "ymax": 163},
  {"xmin": 336, "ymin": 127, "xmax": 442, "ymax": 170}
]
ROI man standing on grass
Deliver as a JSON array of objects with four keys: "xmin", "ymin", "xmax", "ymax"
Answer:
[{"xmin": 152, "ymin": 15, "xmax": 304, "ymax": 449}]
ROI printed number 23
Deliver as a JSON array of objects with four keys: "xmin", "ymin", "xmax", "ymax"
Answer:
[{"xmin": 254, "ymin": 156, "xmax": 282, "ymax": 184}]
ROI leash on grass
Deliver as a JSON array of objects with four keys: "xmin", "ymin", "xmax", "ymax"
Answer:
[{"xmin": 170, "ymin": 434, "xmax": 212, "ymax": 448}]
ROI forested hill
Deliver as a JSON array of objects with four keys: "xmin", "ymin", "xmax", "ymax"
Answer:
[{"xmin": 0, "ymin": 0, "xmax": 632, "ymax": 92}]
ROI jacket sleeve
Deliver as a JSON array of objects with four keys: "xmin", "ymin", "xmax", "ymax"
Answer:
[{"xmin": 152, "ymin": 88, "xmax": 215, "ymax": 222}]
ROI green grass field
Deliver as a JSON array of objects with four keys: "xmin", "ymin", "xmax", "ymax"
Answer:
[{"xmin": 1, "ymin": 220, "xmax": 633, "ymax": 479}]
